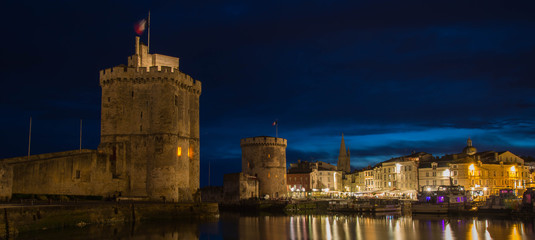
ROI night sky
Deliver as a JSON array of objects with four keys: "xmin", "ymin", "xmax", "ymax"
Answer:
[{"xmin": 1, "ymin": 0, "xmax": 534, "ymax": 187}]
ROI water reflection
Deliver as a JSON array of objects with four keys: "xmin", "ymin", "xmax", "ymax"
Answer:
[
  {"xmin": 15, "ymin": 213, "xmax": 535, "ymax": 239},
  {"xmin": 227, "ymin": 214, "xmax": 535, "ymax": 240},
  {"xmin": 17, "ymin": 220, "xmax": 203, "ymax": 240}
]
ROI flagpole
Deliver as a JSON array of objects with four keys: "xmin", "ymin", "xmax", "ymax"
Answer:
[
  {"xmin": 148, "ymin": 11, "xmax": 151, "ymax": 53},
  {"xmin": 79, "ymin": 119, "xmax": 82, "ymax": 152},
  {"xmin": 276, "ymin": 122, "xmax": 278, "ymax": 138},
  {"xmin": 27, "ymin": 117, "xmax": 32, "ymax": 161}
]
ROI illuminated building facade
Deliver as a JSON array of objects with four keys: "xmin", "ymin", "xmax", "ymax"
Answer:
[
  {"xmin": 418, "ymin": 161, "xmax": 451, "ymax": 190},
  {"xmin": 340, "ymin": 139, "xmax": 531, "ymax": 199},
  {"xmin": 286, "ymin": 160, "xmax": 341, "ymax": 197}
]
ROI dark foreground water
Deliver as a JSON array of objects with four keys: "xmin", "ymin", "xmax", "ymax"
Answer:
[{"xmin": 16, "ymin": 213, "xmax": 535, "ymax": 240}]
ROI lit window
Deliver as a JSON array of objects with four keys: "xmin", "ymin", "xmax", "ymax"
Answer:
[
  {"xmin": 177, "ymin": 147, "xmax": 182, "ymax": 156},
  {"xmin": 188, "ymin": 146, "xmax": 193, "ymax": 158}
]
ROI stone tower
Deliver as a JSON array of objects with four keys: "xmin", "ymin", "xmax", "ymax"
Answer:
[
  {"xmin": 337, "ymin": 133, "xmax": 351, "ymax": 173},
  {"xmin": 98, "ymin": 37, "xmax": 201, "ymax": 202},
  {"xmin": 241, "ymin": 136, "xmax": 287, "ymax": 198}
]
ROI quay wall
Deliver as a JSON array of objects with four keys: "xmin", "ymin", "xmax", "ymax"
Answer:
[{"xmin": 0, "ymin": 202, "xmax": 218, "ymax": 238}]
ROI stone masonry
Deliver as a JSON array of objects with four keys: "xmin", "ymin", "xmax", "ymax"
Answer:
[
  {"xmin": 0, "ymin": 37, "xmax": 201, "ymax": 202},
  {"xmin": 98, "ymin": 36, "xmax": 201, "ymax": 201},
  {"xmin": 241, "ymin": 136, "xmax": 287, "ymax": 198}
]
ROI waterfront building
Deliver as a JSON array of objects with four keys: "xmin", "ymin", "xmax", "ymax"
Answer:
[
  {"xmin": 419, "ymin": 139, "xmax": 531, "ymax": 198},
  {"xmin": 366, "ymin": 152, "xmax": 428, "ymax": 198},
  {"xmin": 286, "ymin": 160, "xmax": 341, "ymax": 197},
  {"xmin": 342, "ymin": 168, "xmax": 369, "ymax": 193},
  {"xmin": 288, "ymin": 138, "xmax": 531, "ymax": 200},
  {"xmin": 317, "ymin": 169, "xmax": 343, "ymax": 192},
  {"xmin": 449, "ymin": 139, "xmax": 529, "ymax": 197},
  {"xmin": 287, "ymin": 160, "xmax": 318, "ymax": 198},
  {"xmin": 315, "ymin": 161, "xmax": 342, "ymax": 192},
  {"xmin": 363, "ymin": 168, "xmax": 375, "ymax": 191},
  {"xmin": 342, "ymin": 170, "xmax": 357, "ymax": 193},
  {"xmin": 371, "ymin": 160, "xmax": 417, "ymax": 197},
  {"xmin": 418, "ymin": 161, "xmax": 452, "ymax": 190}
]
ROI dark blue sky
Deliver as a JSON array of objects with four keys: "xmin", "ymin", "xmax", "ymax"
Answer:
[{"xmin": 1, "ymin": 0, "xmax": 534, "ymax": 187}]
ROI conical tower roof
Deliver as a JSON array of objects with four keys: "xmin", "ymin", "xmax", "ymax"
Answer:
[{"xmin": 339, "ymin": 133, "xmax": 347, "ymax": 158}]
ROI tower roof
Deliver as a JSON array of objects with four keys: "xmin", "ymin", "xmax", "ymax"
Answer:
[
  {"xmin": 339, "ymin": 133, "xmax": 347, "ymax": 157},
  {"xmin": 462, "ymin": 137, "xmax": 477, "ymax": 155}
]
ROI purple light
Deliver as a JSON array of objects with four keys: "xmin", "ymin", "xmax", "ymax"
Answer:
[{"xmin": 437, "ymin": 196, "xmax": 445, "ymax": 203}]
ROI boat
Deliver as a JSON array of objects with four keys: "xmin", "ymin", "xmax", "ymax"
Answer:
[
  {"xmin": 478, "ymin": 189, "xmax": 521, "ymax": 215},
  {"xmin": 329, "ymin": 198, "xmax": 401, "ymax": 213},
  {"xmin": 412, "ymin": 185, "xmax": 470, "ymax": 214},
  {"xmin": 522, "ymin": 188, "xmax": 535, "ymax": 212}
]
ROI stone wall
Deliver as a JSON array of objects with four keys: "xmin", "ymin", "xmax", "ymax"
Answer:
[
  {"xmin": 1, "ymin": 150, "xmax": 124, "ymax": 198},
  {"xmin": 201, "ymin": 186, "xmax": 223, "ymax": 202},
  {"xmin": 241, "ymin": 137, "xmax": 287, "ymax": 199},
  {"xmin": 0, "ymin": 162, "xmax": 13, "ymax": 201},
  {"xmin": 223, "ymin": 173, "xmax": 259, "ymax": 203}
]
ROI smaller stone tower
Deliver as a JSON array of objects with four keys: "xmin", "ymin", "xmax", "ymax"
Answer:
[
  {"xmin": 337, "ymin": 133, "xmax": 351, "ymax": 173},
  {"xmin": 241, "ymin": 136, "xmax": 287, "ymax": 198}
]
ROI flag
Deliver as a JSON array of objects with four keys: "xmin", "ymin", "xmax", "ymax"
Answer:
[
  {"xmin": 272, "ymin": 120, "xmax": 278, "ymax": 126},
  {"xmin": 134, "ymin": 19, "xmax": 147, "ymax": 35}
]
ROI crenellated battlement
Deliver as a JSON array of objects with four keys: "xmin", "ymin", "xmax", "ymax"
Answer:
[
  {"xmin": 99, "ymin": 66, "xmax": 201, "ymax": 94},
  {"xmin": 240, "ymin": 136, "xmax": 287, "ymax": 147}
]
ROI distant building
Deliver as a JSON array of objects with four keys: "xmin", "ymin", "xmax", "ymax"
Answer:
[
  {"xmin": 286, "ymin": 160, "xmax": 342, "ymax": 197},
  {"xmin": 446, "ymin": 139, "xmax": 530, "ymax": 196},
  {"xmin": 317, "ymin": 169, "xmax": 343, "ymax": 192},
  {"xmin": 370, "ymin": 153, "xmax": 422, "ymax": 198},
  {"xmin": 419, "ymin": 161, "xmax": 451, "ymax": 190},
  {"xmin": 359, "ymin": 138, "xmax": 532, "ymax": 199},
  {"xmin": 287, "ymin": 160, "xmax": 318, "ymax": 198},
  {"xmin": 223, "ymin": 173, "xmax": 259, "ymax": 203}
]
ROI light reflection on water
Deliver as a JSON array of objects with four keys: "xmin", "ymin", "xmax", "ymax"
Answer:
[
  {"xmin": 230, "ymin": 214, "xmax": 534, "ymax": 240},
  {"xmin": 15, "ymin": 213, "xmax": 535, "ymax": 240}
]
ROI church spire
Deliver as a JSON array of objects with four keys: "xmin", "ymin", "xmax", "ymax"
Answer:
[
  {"xmin": 337, "ymin": 133, "xmax": 351, "ymax": 173},
  {"xmin": 339, "ymin": 133, "xmax": 347, "ymax": 158}
]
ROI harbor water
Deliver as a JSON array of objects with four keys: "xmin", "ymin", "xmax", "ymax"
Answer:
[{"xmin": 16, "ymin": 212, "xmax": 535, "ymax": 240}]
